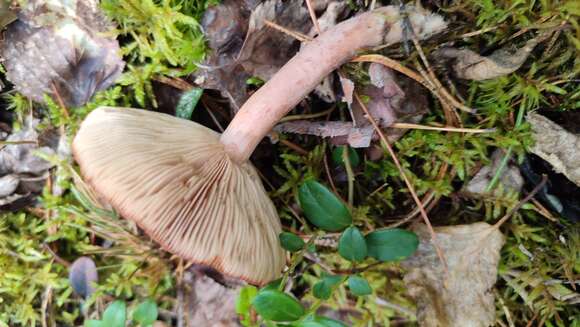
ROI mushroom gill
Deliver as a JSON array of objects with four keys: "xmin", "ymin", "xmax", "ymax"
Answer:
[{"xmin": 72, "ymin": 107, "xmax": 285, "ymax": 284}]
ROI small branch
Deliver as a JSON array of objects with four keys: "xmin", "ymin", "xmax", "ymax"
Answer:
[
  {"xmin": 50, "ymin": 83, "xmax": 70, "ymax": 119},
  {"xmin": 305, "ymin": 0, "xmax": 321, "ymax": 35},
  {"xmin": 391, "ymin": 123, "xmax": 494, "ymax": 133},
  {"xmin": 279, "ymin": 107, "xmax": 335, "ymax": 122},
  {"xmin": 493, "ymin": 175, "xmax": 548, "ymax": 229},
  {"xmin": 264, "ymin": 20, "xmax": 312, "ymax": 42}
]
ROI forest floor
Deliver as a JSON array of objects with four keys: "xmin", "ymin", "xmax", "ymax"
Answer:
[{"xmin": 0, "ymin": 0, "xmax": 579, "ymax": 326}]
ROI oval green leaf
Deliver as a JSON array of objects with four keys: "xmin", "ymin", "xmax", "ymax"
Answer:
[
  {"xmin": 279, "ymin": 232, "xmax": 305, "ymax": 252},
  {"xmin": 252, "ymin": 290, "xmax": 305, "ymax": 322},
  {"xmin": 102, "ymin": 300, "xmax": 126, "ymax": 327},
  {"xmin": 365, "ymin": 229, "xmax": 419, "ymax": 262},
  {"xmin": 338, "ymin": 226, "xmax": 367, "ymax": 262},
  {"xmin": 133, "ymin": 299, "xmax": 157, "ymax": 326},
  {"xmin": 347, "ymin": 276, "xmax": 372, "ymax": 296},
  {"xmin": 332, "ymin": 146, "xmax": 360, "ymax": 167},
  {"xmin": 298, "ymin": 180, "xmax": 352, "ymax": 232},
  {"xmin": 312, "ymin": 274, "xmax": 343, "ymax": 300}
]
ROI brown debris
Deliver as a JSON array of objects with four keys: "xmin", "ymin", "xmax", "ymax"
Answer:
[
  {"xmin": 0, "ymin": 0, "xmax": 124, "ymax": 108},
  {"xmin": 197, "ymin": 0, "xmax": 311, "ymax": 110},
  {"xmin": 527, "ymin": 112, "xmax": 580, "ymax": 187},
  {"xmin": 0, "ymin": 120, "xmax": 57, "ymax": 209},
  {"xmin": 182, "ymin": 269, "xmax": 241, "ymax": 326},
  {"xmin": 403, "ymin": 223, "xmax": 505, "ymax": 327},
  {"xmin": 435, "ymin": 36, "xmax": 543, "ymax": 80}
]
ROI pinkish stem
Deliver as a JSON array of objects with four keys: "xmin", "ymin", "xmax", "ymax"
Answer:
[{"xmin": 219, "ymin": 6, "xmax": 442, "ymax": 163}]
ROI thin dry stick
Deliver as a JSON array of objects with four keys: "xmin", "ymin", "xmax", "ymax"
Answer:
[
  {"xmin": 352, "ymin": 54, "xmax": 474, "ymax": 113},
  {"xmin": 50, "ymin": 83, "xmax": 70, "ymax": 119},
  {"xmin": 200, "ymin": 98, "xmax": 225, "ymax": 132},
  {"xmin": 413, "ymin": 60, "xmax": 462, "ymax": 125},
  {"xmin": 391, "ymin": 122, "xmax": 494, "ymax": 133},
  {"xmin": 354, "ymin": 92, "xmax": 447, "ymax": 270},
  {"xmin": 280, "ymin": 107, "xmax": 335, "ymax": 122},
  {"xmin": 323, "ymin": 153, "xmax": 341, "ymax": 199},
  {"xmin": 457, "ymin": 26, "xmax": 499, "ymax": 39},
  {"xmin": 493, "ymin": 175, "xmax": 548, "ymax": 229},
  {"xmin": 279, "ymin": 138, "xmax": 309, "ymax": 155},
  {"xmin": 264, "ymin": 20, "xmax": 312, "ymax": 42},
  {"xmin": 305, "ymin": 0, "xmax": 321, "ymax": 35},
  {"xmin": 153, "ymin": 75, "xmax": 193, "ymax": 91},
  {"xmin": 0, "ymin": 140, "xmax": 38, "ymax": 145}
]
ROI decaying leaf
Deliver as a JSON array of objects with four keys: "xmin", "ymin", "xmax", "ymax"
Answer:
[
  {"xmin": 0, "ymin": 0, "xmax": 124, "ymax": 108},
  {"xmin": 527, "ymin": 113, "xmax": 580, "ymax": 187},
  {"xmin": 198, "ymin": 0, "xmax": 310, "ymax": 110},
  {"xmin": 465, "ymin": 149, "xmax": 524, "ymax": 196},
  {"xmin": 0, "ymin": 0, "xmax": 16, "ymax": 29},
  {"xmin": 0, "ymin": 119, "xmax": 57, "ymax": 209},
  {"xmin": 435, "ymin": 36, "xmax": 543, "ymax": 80},
  {"xmin": 402, "ymin": 223, "xmax": 504, "ymax": 327},
  {"xmin": 69, "ymin": 256, "xmax": 98, "ymax": 299},
  {"xmin": 275, "ymin": 121, "xmax": 376, "ymax": 147},
  {"xmin": 0, "ymin": 174, "xmax": 19, "ymax": 198}
]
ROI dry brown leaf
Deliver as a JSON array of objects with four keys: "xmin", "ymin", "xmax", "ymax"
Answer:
[
  {"xmin": 1, "ymin": 0, "xmax": 124, "ymax": 107},
  {"xmin": 198, "ymin": 0, "xmax": 310, "ymax": 110},
  {"xmin": 0, "ymin": 119, "xmax": 58, "ymax": 209},
  {"xmin": 527, "ymin": 113, "xmax": 580, "ymax": 187},
  {"xmin": 435, "ymin": 36, "xmax": 542, "ymax": 80},
  {"xmin": 0, "ymin": 1, "xmax": 16, "ymax": 30},
  {"xmin": 402, "ymin": 222, "xmax": 505, "ymax": 327}
]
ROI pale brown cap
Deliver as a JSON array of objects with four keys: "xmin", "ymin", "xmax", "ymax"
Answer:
[{"xmin": 72, "ymin": 107, "xmax": 285, "ymax": 284}]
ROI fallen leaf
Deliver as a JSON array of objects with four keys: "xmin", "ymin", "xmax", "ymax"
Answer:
[
  {"xmin": 0, "ymin": 119, "xmax": 58, "ymax": 209},
  {"xmin": 0, "ymin": 1, "xmax": 16, "ymax": 29},
  {"xmin": 275, "ymin": 121, "xmax": 375, "ymax": 148},
  {"xmin": 435, "ymin": 36, "xmax": 544, "ymax": 80},
  {"xmin": 527, "ymin": 113, "xmax": 580, "ymax": 187},
  {"xmin": 402, "ymin": 222, "xmax": 504, "ymax": 327},
  {"xmin": 198, "ymin": 0, "xmax": 310, "ymax": 110},
  {"xmin": 1, "ymin": 0, "xmax": 124, "ymax": 108},
  {"xmin": 0, "ymin": 174, "xmax": 19, "ymax": 198},
  {"xmin": 0, "ymin": 121, "xmax": 54, "ymax": 175}
]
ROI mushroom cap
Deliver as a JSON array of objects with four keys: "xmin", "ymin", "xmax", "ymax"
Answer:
[{"xmin": 73, "ymin": 107, "xmax": 285, "ymax": 284}]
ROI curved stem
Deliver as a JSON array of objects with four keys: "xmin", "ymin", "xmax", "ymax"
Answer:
[{"xmin": 220, "ymin": 7, "xmax": 398, "ymax": 163}]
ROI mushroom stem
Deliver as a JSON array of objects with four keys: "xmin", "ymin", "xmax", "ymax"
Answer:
[
  {"xmin": 220, "ymin": 6, "xmax": 446, "ymax": 163},
  {"xmin": 220, "ymin": 8, "xmax": 390, "ymax": 163}
]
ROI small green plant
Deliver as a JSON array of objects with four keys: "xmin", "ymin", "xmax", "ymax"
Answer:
[
  {"xmin": 236, "ymin": 180, "xmax": 419, "ymax": 326},
  {"xmin": 85, "ymin": 299, "xmax": 158, "ymax": 327}
]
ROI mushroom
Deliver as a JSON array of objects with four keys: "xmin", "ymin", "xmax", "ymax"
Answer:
[{"xmin": 73, "ymin": 6, "xmax": 446, "ymax": 284}]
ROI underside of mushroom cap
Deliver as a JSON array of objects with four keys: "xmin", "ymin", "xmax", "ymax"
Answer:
[{"xmin": 72, "ymin": 107, "xmax": 285, "ymax": 284}]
